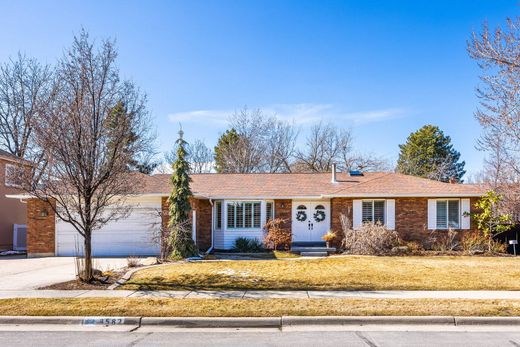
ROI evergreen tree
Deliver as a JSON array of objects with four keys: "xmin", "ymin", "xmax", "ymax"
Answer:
[
  {"xmin": 105, "ymin": 101, "xmax": 157, "ymax": 174},
  {"xmin": 214, "ymin": 128, "xmax": 241, "ymax": 173},
  {"xmin": 397, "ymin": 125, "xmax": 466, "ymax": 182},
  {"xmin": 168, "ymin": 129, "xmax": 198, "ymax": 258}
]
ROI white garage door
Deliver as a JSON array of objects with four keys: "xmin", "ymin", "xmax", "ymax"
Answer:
[{"xmin": 56, "ymin": 197, "xmax": 162, "ymax": 257}]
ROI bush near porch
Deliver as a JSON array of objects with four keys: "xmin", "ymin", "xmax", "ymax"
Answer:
[{"xmin": 121, "ymin": 255, "xmax": 520, "ymax": 291}]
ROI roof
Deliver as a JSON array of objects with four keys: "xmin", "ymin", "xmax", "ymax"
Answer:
[
  {"xmin": 0, "ymin": 149, "xmax": 32, "ymax": 165},
  {"xmin": 142, "ymin": 172, "xmax": 485, "ymax": 199}
]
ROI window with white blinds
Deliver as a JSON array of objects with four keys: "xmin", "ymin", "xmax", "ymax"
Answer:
[
  {"xmin": 362, "ymin": 200, "xmax": 385, "ymax": 224},
  {"xmin": 226, "ymin": 202, "xmax": 262, "ymax": 229},
  {"xmin": 436, "ymin": 200, "xmax": 459, "ymax": 229}
]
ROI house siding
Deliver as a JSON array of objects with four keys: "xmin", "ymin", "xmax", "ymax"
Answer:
[{"xmin": 0, "ymin": 159, "xmax": 27, "ymax": 250}]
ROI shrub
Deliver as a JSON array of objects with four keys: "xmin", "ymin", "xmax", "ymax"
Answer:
[
  {"xmin": 428, "ymin": 230, "xmax": 459, "ymax": 252},
  {"xmin": 404, "ymin": 241, "xmax": 424, "ymax": 254},
  {"xmin": 264, "ymin": 218, "xmax": 292, "ymax": 251},
  {"xmin": 461, "ymin": 231, "xmax": 507, "ymax": 254},
  {"xmin": 126, "ymin": 256, "xmax": 141, "ymax": 268},
  {"xmin": 233, "ymin": 237, "xmax": 264, "ymax": 252},
  {"xmin": 342, "ymin": 221, "xmax": 400, "ymax": 255}
]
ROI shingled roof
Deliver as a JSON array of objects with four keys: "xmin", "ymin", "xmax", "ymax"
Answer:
[{"xmin": 141, "ymin": 172, "xmax": 485, "ymax": 198}]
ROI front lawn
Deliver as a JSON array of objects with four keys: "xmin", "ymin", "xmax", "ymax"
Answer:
[
  {"xmin": 122, "ymin": 255, "xmax": 520, "ymax": 291},
  {"xmin": 1, "ymin": 298, "xmax": 520, "ymax": 317}
]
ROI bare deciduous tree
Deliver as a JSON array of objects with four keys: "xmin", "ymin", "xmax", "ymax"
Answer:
[
  {"xmin": 215, "ymin": 107, "xmax": 297, "ymax": 173},
  {"xmin": 469, "ymin": 17, "xmax": 520, "ymax": 215},
  {"xmin": 23, "ymin": 31, "xmax": 152, "ymax": 281},
  {"xmin": 294, "ymin": 122, "xmax": 352, "ymax": 172},
  {"xmin": 294, "ymin": 122, "xmax": 390, "ymax": 173},
  {"xmin": 0, "ymin": 53, "xmax": 52, "ymax": 159},
  {"xmin": 165, "ymin": 138, "xmax": 214, "ymax": 173}
]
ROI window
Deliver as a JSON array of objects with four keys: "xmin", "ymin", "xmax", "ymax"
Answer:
[
  {"xmin": 436, "ymin": 200, "xmax": 459, "ymax": 229},
  {"xmin": 4, "ymin": 164, "xmax": 20, "ymax": 187},
  {"xmin": 266, "ymin": 202, "xmax": 274, "ymax": 222},
  {"xmin": 215, "ymin": 201, "xmax": 222, "ymax": 230},
  {"xmin": 362, "ymin": 200, "xmax": 385, "ymax": 224},
  {"xmin": 227, "ymin": 202, "xmax": 261, "ymax": 229}
]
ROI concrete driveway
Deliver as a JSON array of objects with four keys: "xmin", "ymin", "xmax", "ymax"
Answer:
[{"xmin": 0, "ymin": 257, "xmax": 128, "ymax": 290}]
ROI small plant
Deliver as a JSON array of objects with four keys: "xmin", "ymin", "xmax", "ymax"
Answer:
[
  {"xmin": 322, "ymin": 230, "xmax": 336, "ymax": 247},
  {"xmin": 461, "ymin": 231, "xmax": 507, "ymax": 255},
  {"xmin": 428, "ymin": 229, "xmax": 459, "ymax": 252},
  {"xmin": 233, "ymin": 237, "xmax": 264, "ymax": 252},
  {"xmin": 404, "ymin": 241, "xmax": 424, "ymax": 254},
  {"xmin": 264, "ymin": 218, "xmax": 292, "ymax": 251},
  {"xmin": 127, "ymin": 256, "xmax": 141, "ymax": 268}
]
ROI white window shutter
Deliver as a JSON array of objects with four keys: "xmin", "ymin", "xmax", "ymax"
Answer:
[
  {"xmin": 427, "ymin": 199, "xmax": 437, "ymax": 230},
  {"xmin": 353, "ymin": 200, "xmax": 362, "ymax": 229},
  {"xmin": 461, "ymin": 198, "xmax": 471, "ymax": 229},
  {"xmin": 385, "ymin": 199, "xmax": 395, "ymax": 230}
]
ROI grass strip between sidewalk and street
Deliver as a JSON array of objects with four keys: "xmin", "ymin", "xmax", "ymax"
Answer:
[
  {"xmin": 1, "ymin": 298, "xmax": 520, "ymax": 317},
  {"xmin": 121, "ymin": 256, "xmax": 520, "ymax": 291}
]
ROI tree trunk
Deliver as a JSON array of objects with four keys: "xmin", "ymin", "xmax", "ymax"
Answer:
[{"xmin": 83, "ymin": 231, "xmax": 93, "ymax": 282}]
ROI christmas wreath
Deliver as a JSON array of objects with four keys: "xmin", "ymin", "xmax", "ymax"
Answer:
[
  {"xmin": 313, "ymin": 210, "xmax": 326, "ymax": 222},
  {"xmin": 296, "ymin": 210, "xmax": 307, "ymax": 222}
]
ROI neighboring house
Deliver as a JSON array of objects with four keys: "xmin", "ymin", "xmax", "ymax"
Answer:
[
  {"xmin": 0, "ymin": 150, "xmax": 27, "ymax": 251},
  {"xmin": 14, "ymin": 168, "xmax": 484, "ymax": 257}
]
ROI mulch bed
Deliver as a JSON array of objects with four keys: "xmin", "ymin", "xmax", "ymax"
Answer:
[{"xmin": 39, "ymin": 270, "xmax": 126, "ymax": 290}]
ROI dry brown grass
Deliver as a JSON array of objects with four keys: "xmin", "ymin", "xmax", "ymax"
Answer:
[
  {"xmin": 1, "ymin": 298, "xmax": 520, "ymax": 317},
  {"xmin": 121, "ymin": 255, "xmax": 520, "ymax": 291}
]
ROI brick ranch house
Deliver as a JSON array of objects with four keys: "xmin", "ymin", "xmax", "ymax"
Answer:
[{"xmin": 12, "ymin": 169, "xmax": 485, "ymax": 257}]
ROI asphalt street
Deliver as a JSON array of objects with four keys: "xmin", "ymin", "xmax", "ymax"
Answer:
[{"xmin": 1, "ymin": 328, "xmax": 520, "ymax": 347}]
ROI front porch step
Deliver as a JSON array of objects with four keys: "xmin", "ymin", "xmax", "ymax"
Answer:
[
  {"xmin": 291, "ymin": 246, "xmax": 336, "ymax": 253},
  {"xmin": 300, "ymin": 251, "xmax": 329, "ymax": 257}
]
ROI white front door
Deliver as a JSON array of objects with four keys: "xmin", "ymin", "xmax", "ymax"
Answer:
[{"xmin": 292, "ymin": 201, "xmax": 330, "ymax": 242}]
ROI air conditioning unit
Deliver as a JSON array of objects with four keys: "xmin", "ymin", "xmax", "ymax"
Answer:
[{"xmin": 13, "ymin": 224, "xmax": 27, "ymax": 251}]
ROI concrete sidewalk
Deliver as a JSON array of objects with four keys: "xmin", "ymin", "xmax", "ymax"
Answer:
[{"xmin": 1, "ymin": 290, "xmax": 520, "ymax": 299}]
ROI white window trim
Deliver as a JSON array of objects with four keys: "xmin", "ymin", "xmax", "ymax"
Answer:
[
  {"xmin": 226, "ymin": 200, "xmax": 263, "ymax": 231},
  {"xmin": 362, "ymin": 199, "xmax": 386, "ymax": 224},
  {"xmin": 435, "ymin": 198, "xmax": 460, "ymax": 230},
  {"xmin": 4, "ymin": 163, "xmax": 21, "ymax": 188}
]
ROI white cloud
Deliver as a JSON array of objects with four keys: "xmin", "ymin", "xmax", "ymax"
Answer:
[
  {"xmin": 168, "ymin": 104, "xmax": 408, "ymax": 127},
  {"xmin": 342, "ymin": 108, "xmax": 408, "ymax": 125}
]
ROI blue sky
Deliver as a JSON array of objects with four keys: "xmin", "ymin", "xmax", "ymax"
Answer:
[{"xmin": 0, "ymin": 0, "xmax": 517, "ymax": 177}]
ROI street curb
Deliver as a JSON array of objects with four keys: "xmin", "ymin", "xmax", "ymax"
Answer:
[
  {"xmin": 141, "ymin": 317, "xmax": 281, "ymax": 328},
  {"xmin": 1, "ymin": 316, "xmax": 520, "ymax": 328},
  {"xmin": 0, "ymin": 316, "xmax": 141, "ymax": 326},
  {"xmin": 455, "ymin": 317, "xmax": 520, "ymax": 326},
  {"xmin": 282, "ymin": 316, "xmax": 455, "ymax": 326}
]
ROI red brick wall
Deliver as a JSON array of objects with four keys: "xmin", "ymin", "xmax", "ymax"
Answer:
[
  {"xmin": 329, "ymin": 197, "xmax": 480, "ymax": 247},
  {"xmin": 27, "ymin": 198, "xmax": 55, "ymax": 257},
  {"xmin": 161, "ymin": 197, "xmax": 212, "ymax": 251},
  {"xmin": 274, "ymin": 199, "xmax": 292, "ymax": 231},
  {"xmin": 330, "ymin": 198, "xmax": 353, "ymax": 248}
]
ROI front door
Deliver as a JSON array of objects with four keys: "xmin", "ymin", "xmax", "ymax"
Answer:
[{"xmin": 292, "ymin": 201, "xmax": 330, "ymax": 242}]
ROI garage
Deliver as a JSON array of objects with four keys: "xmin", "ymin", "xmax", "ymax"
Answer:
[{"xmin": 56, "ymin": 197, "xmax": 161, "ymax": 257}]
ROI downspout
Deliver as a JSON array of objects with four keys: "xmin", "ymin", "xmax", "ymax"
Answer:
[{"xmin": 206, "ymin": 198, "xmax": 214, "ymax": 255}]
